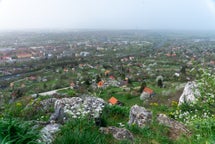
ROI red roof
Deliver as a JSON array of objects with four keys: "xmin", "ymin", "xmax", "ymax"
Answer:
[
  {"xmin": 143, "ymin": 87, "xmax": 153, "ymax": 95},
  {"xmin": 108, "ymin": 97, "xmax": 118, "ymax": 105}
]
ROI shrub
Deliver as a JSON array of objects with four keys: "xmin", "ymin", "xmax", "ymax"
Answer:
[{"xmin": 171, "ymin": 70, "xmax": 215, "ymax": 124}]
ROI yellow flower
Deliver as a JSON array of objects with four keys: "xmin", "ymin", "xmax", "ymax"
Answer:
[
  {"xmin": 150, "ymin": 102, "xmax": 158, "ymax": 106},
  {"xmin": 171, "ymin": 100, "xmax": 178, "ymax": 106},
  {"xmin": 16, "ymin": 102, "xmax": 22, "ymax": 107}
]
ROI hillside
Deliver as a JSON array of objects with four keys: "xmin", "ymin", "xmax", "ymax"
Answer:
[{"xmin": 1, "ymin": 31, "xmax": 215, "ymax": 143}]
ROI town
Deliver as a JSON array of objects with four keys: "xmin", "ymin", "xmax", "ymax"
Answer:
[{"xmin": 1, "ymin": 30, "xmax": 215, "ymax": 143}]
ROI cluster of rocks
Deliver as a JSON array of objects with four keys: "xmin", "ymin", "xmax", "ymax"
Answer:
[
  {"xmin": 37, "ymin": 96, "xmax": 105, "ymax": 144},
  {"xmin": 50, "ymin": 96, "xmax": 105, "ymax": 121},
  {"xmin": 37, "ymin": 82, "xmax": 196, "ymax": 143},
  {"xmin": 100, "ymin": 104, "xmax": 190, "ymax": 142}
]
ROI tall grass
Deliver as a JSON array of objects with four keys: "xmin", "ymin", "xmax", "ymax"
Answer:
[
  {"xmin": 53, "ymin": 118, "xmax": 108, "ymax": 144},
  {"xmin": 0, "ymin": 118, "xmax": 39, "ymax": 144}
]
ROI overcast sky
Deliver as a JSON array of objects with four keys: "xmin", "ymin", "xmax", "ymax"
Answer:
[{"xmin": 0, "ymin": 0, "xmax": 215, "ymax": 30}]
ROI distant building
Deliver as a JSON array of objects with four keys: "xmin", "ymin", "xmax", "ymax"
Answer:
[{"xmin": 80, "ymin": 51, "xmax": 90, "ymax": 57}]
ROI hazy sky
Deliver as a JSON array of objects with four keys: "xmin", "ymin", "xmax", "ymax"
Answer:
[{"xmin": 0, "ymin": 0, "xmax": 215, "ymax": 30}]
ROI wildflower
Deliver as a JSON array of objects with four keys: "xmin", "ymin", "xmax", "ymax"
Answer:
[
  {"xmin": 16, "ymin": 102, "xmax": 22, "ymax": 107},
  {"xmin": 171, "ymin": 100, "xmax": 178, "ymax": 106},
  {"xmin": 149, "ymin": 102, "xmax": 158, "ymax": 106}
]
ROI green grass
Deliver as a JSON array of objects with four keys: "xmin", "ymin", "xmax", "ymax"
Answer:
[
  {"xmin": 101, "ymin": 105, "xmax": 130, "ymax": 126},
  {"xmin": 98, "ymin": 86, "xmax": 142, "ymax": 107},
  {"xmin": 57, "ymin": 88, "xmax": 76, "ymax": 97},
  {"xmin": 0, "ymin": 118, "xmax": 40, "ymax": 144},
  {"xmin": 53, "ymin": 118, "xmax": 109, "ymax": 144}
]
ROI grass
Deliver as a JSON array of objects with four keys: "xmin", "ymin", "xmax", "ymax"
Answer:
[
  {"xmin": 101, "ymin": 105, "xmax": 130, "ymax": 126},
  {"xmin": 57, "ymin": 88, "xmax": 76, "ymax": 97},
  {"xmin": 2, "ymin": 56, "xmax": 215, "ymax": 143},
  {"xmin": 53, "ymin": 118, "xmax": 109, "ymax": 144},
  {"xmin": 98, "ymin": 86, "xmax": 142, "ymax": 107},
  {"xmin": 0, "ymin": 118, "xmax": 40, "ymax": 144}
]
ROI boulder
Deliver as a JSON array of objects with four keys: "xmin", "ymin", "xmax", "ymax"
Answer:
[
  {"xmin": 128, "ymin": 105, "xmax": 152, "ymax": 127},
  {"xmin": 38, "ymin": 123, "xmax": 60, "ymax": 144},
  {"xmin": 178, "ymin": 81, "xmax": 200, "ymax": 105},
  {"xmin": 49, "ymin": 104, "xmax": 65, "ymax": 123},
  {"xmin": 157, "ymin": 114, "xmax": 191, "ymax": 139},
  {"xmin": 100, "ymin": 126, "xmax": 134, "ymax": 141},
  {"xmin": 51, "ymin": 96, "xmax": 105, "ymax": 122}
]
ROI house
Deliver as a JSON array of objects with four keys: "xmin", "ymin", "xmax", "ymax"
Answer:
[
  {"xmin": 140, "ymin": 87, "xmax": 155, "ymax": 101},
  {"xmin": 108, "ymin": 97, "xmax": 118, "ymax": 105},
  {"xmin": 143, "ymin": 87, "xmax": 154, "ymax": 96},
  {"xmin": 108, "ymin": 97, "xmax": 124, "ymax": 106}
]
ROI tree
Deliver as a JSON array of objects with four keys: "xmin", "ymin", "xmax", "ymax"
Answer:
[
  {"xmin": 139, "ymin": 81, "xmax": 147, "ymax": 93},
  {"xmin": 156, "ymin": 75, "xmax": 164, "ymax": 88}
]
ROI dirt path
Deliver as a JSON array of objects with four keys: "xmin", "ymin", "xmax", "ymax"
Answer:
[{"xmin": 39, "ymin": 87, "xmax": 70, "ymax": 96}]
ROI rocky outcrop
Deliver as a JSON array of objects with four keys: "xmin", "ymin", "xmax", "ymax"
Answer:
[
  {"xmin": 128, "ymin": 105, "xmax": 152, "ymax": 127},
  {"xmin": 178, "ymin": 81, "xmax": 200, "ymax": 105},
  {"xmin": 50, "ymin": 96, "xmax": 105, "ymax": 122},
  {"xmin": 38, "ymin": 123, "xmax": 61, "ymax": 144},
  {"xmin": 100, "ymin": 126, "xmax": 134, "ymax": 141},
  {"xmin": 157, "ymin": 114, "xmax": 191, "ymax": 139}
]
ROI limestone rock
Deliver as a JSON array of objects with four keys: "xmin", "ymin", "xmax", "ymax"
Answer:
[
  {"xmin": 39, "ymin": 123, "xmax": 60, "ymax": 144},
  {"xmin": 51, "ymin": 96, "xmax": 105, "ymax": 121},
  {"xmin": 100, "ymin": 126, "xmax": 134, "ymax": 141},
  {"xmin": 128, "ymin": 105, "xmax": 152, "ymax": 127},
  {"xmin": 178, "ymin": 81, "xmax": 200, "ymax": 105},
  {"xmin": 157, "ymin": 114, "xmax": 191, "ymax": 139},
  {"xmin": 50, "ymin": 104, "xmax": 65, "ymax": 123}
]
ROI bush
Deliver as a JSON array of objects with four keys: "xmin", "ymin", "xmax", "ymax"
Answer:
[{"xmin": 172, "ymin": 69, "xmax": 215, "ymax": 124}]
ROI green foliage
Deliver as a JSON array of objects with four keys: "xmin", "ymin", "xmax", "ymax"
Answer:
[
  {"xmin": 101, "ymin": 105, "xmax": 129, "ymax": 126},
  {"xmin": 127, "ymin": 122, "xmax": 172, "ymax": 144},
  {"xmin": 171, "ymin": 69, "xmax": 215, "ymax": 143},
  {"xmin": 172, "ymin": 69, "xmax": 215, "ymax": 124},
  {"xmin": 175, "ymin": 118, "xmax": 215, "ymax": 144},
  {"xmin": 0, "ymin": 118, "xmax": 39, "ymax": 144},
  {"xmin": 57, "ymin": 88, "xmax": 76, "ymax": 97},
  {"xmin": 21, "ymin": 98, "xmax": 53, "ymax": 121},
  {"xmin": 4, "ymin": 97, "xmax": 32, "ymax": 118},
  {"xmin": 53, "ymin": 118, "xmax": 107, "ymax": 144}
]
